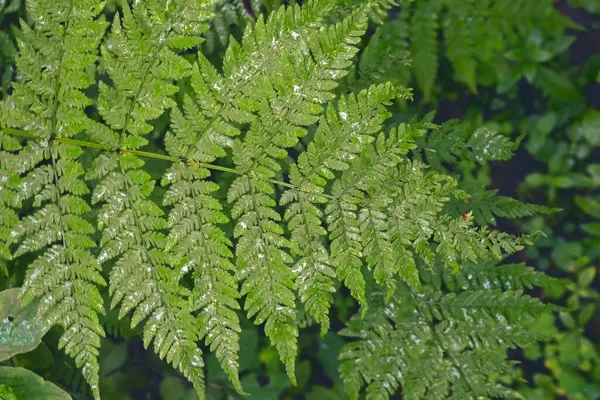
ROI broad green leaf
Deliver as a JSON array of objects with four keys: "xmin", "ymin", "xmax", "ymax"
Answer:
[
  {"xmin": 0, "ymin": 288, "xmax": 49, "ymax": 361},
  {"xmin": 574, "ymin": 109, "xmax": 600, "ymax": 146},
  {"xmin": 575, "ymin": 196, "xmax": 600, "ymax": 218},
  {"xmin": 535, "ymin": 66, "xmax": 581, "ymax": 102},
  {"xmin": 159, "ymin": 376, "xmax": 197, "ymax": 400},
  {"xmin": 524, "ymin": 173, "xmax": 549, "ymax": 188},
  {"xmin": 0, "ymin": 367, "xmax": 71, "ymax": 400},
  {"xmin": 581, "ymin": 222, "xmax": 600, "ymax": 236},
  {"xmin": 241, "ymin": 372, "xmax": 292, "ymax": 400},
  {"xmin": 578, "ymin": 304, "xmax": 596, "ymax": 326},
  {"xmin": 552, "ymin": 173, "xmax": 591, "ymax": 189},
  {"xmin": 577, "ymin": 267, "xmax": 596, "ymax": 288},
  {"xmin": 588, "ymin": 164, "xmax": 600, "ymax": 186}
]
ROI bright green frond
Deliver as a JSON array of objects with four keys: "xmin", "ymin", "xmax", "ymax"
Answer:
[
  {"xmin": 448, "ymin": 186, "xmax": 559, "ymax": 226},
  {"xmin": 438, "ymin": 262, "xmax": 567, "ymax": 294},
  {"xmin": 411, "ymin": 0, "xmax": 441, "ymax": 101},
  {"xmin": 422, "ymin": 120, "xmax": 521, "ymax": 169},
  {"xmin": 162, "ymin": 95, "xmax": 243, "ymax": 392},
  {"xmin": 0, "ymin": 125, "xmax": 24, "ymax": 276},
  {"xmin": 226, "ymin": 2, "xmax": 370, "ymax": 381},
  {"xmin": 89, "ymin": 152, "xmax": 206, "ymax": 396},
  {"xmin": 93, "ymin": 0, "xmax": 216, "ymax": 146},
  {"xmin": 0, "ymin": 1, "xmax": 562, "ymax": 399},
  {"xmin": 326, "ymin": 123, "xmax": 427, "ymax": 305},
  {"xmin": 281, "ymin": 83, "xmax": 406, "ymax": 333},
  {"xmin": 340, "ymin": 272, "xmax": 554, "ymax": 400},
  {"xmin": 88, "ymin": 0, "xmax": 218, "ymax": 395},
  {"xmin": 1, "ymin": 0, "xmax": 107, "ymax": 396}
]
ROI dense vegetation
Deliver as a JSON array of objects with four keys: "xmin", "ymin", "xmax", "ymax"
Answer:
[{"xmin": 0, "ymin": 0, "xmax": 598, "ymax": 399}]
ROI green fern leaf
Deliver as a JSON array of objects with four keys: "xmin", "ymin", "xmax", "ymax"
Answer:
[
  {"xmin": 226, "ymin": 3, "xmax": 370, "ymax": 382},
  {"xmin": 423, "ymin": 120, "xmax": 521, "ymax": 169},
  {"xmin": 0, "ymin": 1, "xmax": 559, "ymax": 399},
  {"xmin": 448, "ymin": 186, "xmax": 558, "ymax": 226},
  {"xmin": 340, "ymin": 270, "xmax": 554, "ymax": 400},
  {"xmin": 331, "ymin": 124, "xmax": 427, "ymax": 301},
  {"xmin": 162, "ymin": 94, "xmax": 243, "ymax": 393},
  {"xmin": 411, "ymin": 0, "xmax": 441, "ymax": 101},
  {"xmin": 0, "ymin": 127, "xmax": 23, "ymax": 276},
  {"xmin": 88, "ymin": 0, "xmax": 217, "ymax": 396},
  {"xmin": 1, "ymin": 0, "xmax": 108, "ymax": 396},
  {"xmin": 281, "ymin": 83, "xmax": 407, "ymax": 333},
  {"xmin": 442, "ymin": 0, "xmax": 477, "ymax": 92},
  {"xmin": 353, "ymin": 6, "xmax": 412, "ymax": 92},
  {"xmin": 374, "ymin": 159, "xmax": 457, "ymax": 289}
]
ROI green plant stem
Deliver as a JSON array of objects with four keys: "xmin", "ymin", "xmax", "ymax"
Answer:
[{"xmin": 0, "ymin": 127, "xmax": 333, "ymax": 199}]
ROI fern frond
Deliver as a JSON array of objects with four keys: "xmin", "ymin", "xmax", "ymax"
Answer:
[
  {"xmin": 359, "ymin": 157, "xmax": 533, "ymax": 293},
  {"xmin": 411, "ymin": 0, "xmax": 441, "ymax": 101},
  {"xmin": 447, "ymin": 186, "xmax": 558, "ymax": 226},
  {"xmin": 0, "ymin": 2, "xmax": 556, "ymax": 399},
  {"xmin": 375, "ymin": 160, "xmax": 458, "ymax": 290},
  {"xmin": 89, "ymin": 0, "xmax": 217, "ymax": 395},
  {"xmin": 326, "ymin": 123, "xmax": 426, "ymax": 307},
  {"xmin": 94, "ymin": 0, "xmax": 216, "ymax": 146},
  {"xmin": 90, "ymin": 153, "xmax": 205, "ymax": 394},
  {"xmin": 437, "ymin": 262, "xmax": 567, "ymax": 294},
  {"xmin": 442, "ymin": 0, "xmax": 477, "ymax": 92},
  {"xmin": 422, "ymin": 120, "xmax": 520, "ymax": 169},
  {"xmin": 340, "ymin": 277, "xmax": 553, "ymax": 400},
  {"xmin": 0, "ymin": 125, "xmax": 23, "ymax": 276},
  {"xmin": 162, "ymin": 94, "xmax": 243, "ymax": 392},
  {"xmin": 281, "ymin": 83, "xmax": 407, "ymax": 333},
  {"xmin": 227, "ymin": 4, "xmax": 369, "ymax": 381},
  {"xmin": 433, "ymin": 212, "xmax": 532, "ymax": 270},
  {"xmin": 1, "ymin": 0, "xmax": 108, "ymax": 396},
  {"xmin": 351, "ymin": 6, "xmax": 412, "ymax": 92}
]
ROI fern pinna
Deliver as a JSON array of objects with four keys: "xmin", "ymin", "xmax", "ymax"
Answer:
[{"xmin": 0, "ymin": 0, "xmax": 555, "ymax": 398}]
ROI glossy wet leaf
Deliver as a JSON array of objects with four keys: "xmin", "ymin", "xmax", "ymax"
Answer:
[
  {"xmin": 0, "ymin": 288, "xmax": 49, "ymax": 361},
  {"xmin": 0, "ymin": 366, "xmax": 71, "ymax": 399}
]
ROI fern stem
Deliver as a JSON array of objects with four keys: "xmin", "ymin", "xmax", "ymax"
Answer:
[{"xmin": 0, "ymin": 127, "xmax": 334, "ymax": 199}]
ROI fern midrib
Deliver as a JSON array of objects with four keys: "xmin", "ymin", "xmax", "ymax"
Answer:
[
  {"xmin": 48, "ymin": 150, "xmax": 70, "ymax": 252},
  {"xmin": 49, "ymin": 0, "xmax": 74, "ymax": 141},
  {"xmin": 46, "ymin": 0, "xmax": 75, "ymax": 250},
  {"xmin": 0, "ymin": 128, "xmax": 337, "ymax": 200}
]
